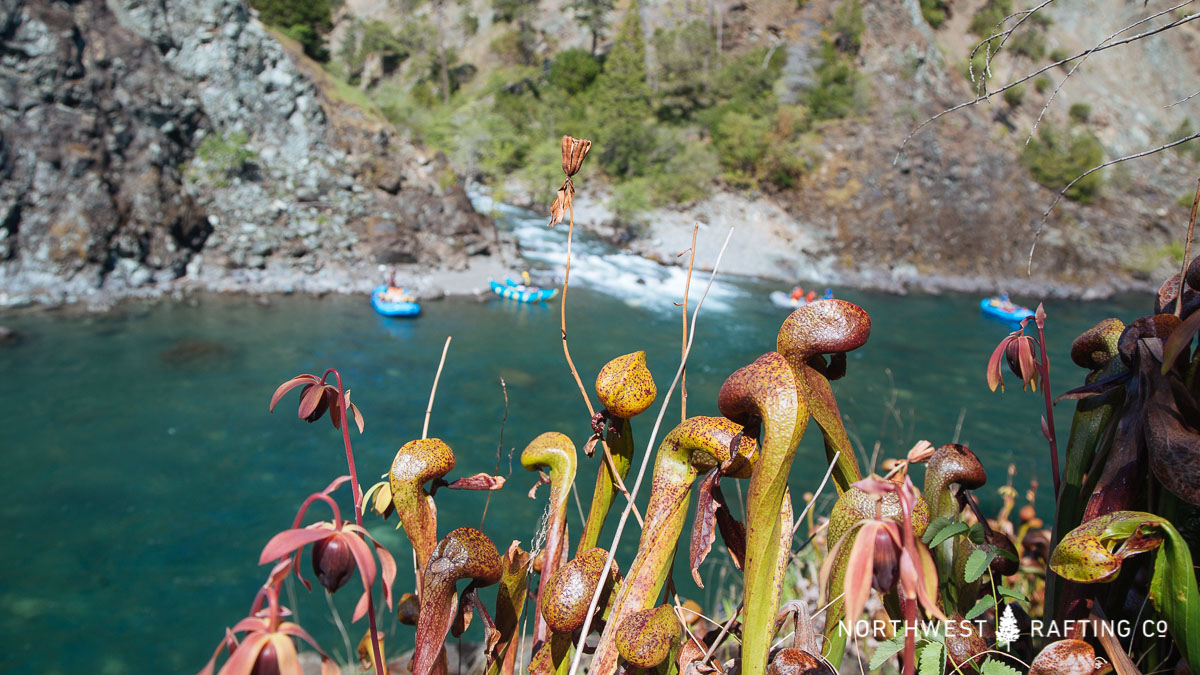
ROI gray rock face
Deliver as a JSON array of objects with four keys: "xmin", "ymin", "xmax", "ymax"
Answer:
[
  {"xmin": 0, "ymin": 0, "xmax": 210, "ymax": 305},
  {"xmin": 107, "ymin": 0, "xmax": 325, "ymax": 167},
  {"xmin": 0, "ymin": 0, "xmax": 498, "ymax": 307}
]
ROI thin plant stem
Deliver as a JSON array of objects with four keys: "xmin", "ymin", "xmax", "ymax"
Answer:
[
  {"xmin": 1175, "ymin": 179, "xmax": 1200, "ymax": 318},
  {"xmin": 423, "ymin": 336, "xmax": 453, "ymax": 439},
  {"xmin": 567, "ymin": 227, "xmax": 736, "ymax": 675},
  {"xmin": 790, "ymin": 452, "xmax": 840, "ymax": 540},
  {"xmin": 701, "ymin": 600, "xmax": 745, "ymax": 666},
  {"xmin": 557, "ymin": 194, "xmax": 631, "ymax": 526},
  {"xmin": 325, "ymin": 589, "xmax": 354, "ymax": 666},
  {"xmin": 326, "ymin": 369, "xmax": 385, "ymax": 675},
  {"xmin": 1033, "ymin": 315, "xmax": 1061, "ymax": 496},
  {"xmin": 481, "ymin": 377, "xmax": 509, "ymax": 527},
  {"xmin": 559, "ymin": 202, "xmax": 593, "ymax": 416},
  {"xmin": 681, "ymin": 224, "xmax": 698, "ymax": 421}
]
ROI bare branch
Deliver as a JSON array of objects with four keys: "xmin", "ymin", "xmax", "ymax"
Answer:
[
  {"xmin": 1166, "ymin": 86, "xmax": 1200, "ymax": 108},
  {"xmin": 1026, "ymin": 131, "xmax": 1200, "ymax": 274},
  {"xmin": 895, "ymin": 10, "xmax": 1200, "ymax": 164},
  {"xmin": 967, "ymin": 0, "xmax": 1056, "ymax": 89},
  {"xmin": 1027, "ymin": 1, "xmax": 1195, "ymax": 146}
]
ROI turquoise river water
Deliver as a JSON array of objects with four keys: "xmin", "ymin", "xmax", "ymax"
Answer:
[{"xmin": 0, "ymin": 200, "xmax": 1150, "ymax": 673}]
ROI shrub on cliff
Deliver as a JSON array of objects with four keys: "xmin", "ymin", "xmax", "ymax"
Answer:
[
  {"xmin": 250, "ymin": 0, "xmax": 332, "ymax": 60},
  {"xmin": 1021, "ymin": 123, "xmax": 1105, "ymax": 203}
]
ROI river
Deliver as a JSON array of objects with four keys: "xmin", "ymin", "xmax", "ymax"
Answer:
[{"xmin": 0, "ymin": 197, "xmax": 1148, "ymax": 673}]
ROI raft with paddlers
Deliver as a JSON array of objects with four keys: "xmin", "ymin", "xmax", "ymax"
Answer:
[
  {"xmin": 980, "ymin": 295, "xmax": 1034, "ymax": 322},
  {"xmin": 770, "ymin": 286, "xmax": 832, "ymax": 309},
  {"xmin": 371, "ymin": 285, "xmax": 421, "ymax": 317},
  {"xmin": 490, "ymin": 278, "xmax": 558, "ymax": 303}
]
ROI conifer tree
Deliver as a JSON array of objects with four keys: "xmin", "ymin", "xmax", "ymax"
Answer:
[{"xmin": 591, "ymin": 2, "xmax": 652, "ymax": 178}]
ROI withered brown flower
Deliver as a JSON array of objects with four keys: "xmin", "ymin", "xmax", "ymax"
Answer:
[{"xmin": 548, "ymin": 136, "xmax": 591, "ymax": 228}]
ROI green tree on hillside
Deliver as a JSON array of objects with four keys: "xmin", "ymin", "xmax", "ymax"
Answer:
[
  {"xmin": 591, "ymin": 4, "xmax": 653, "ymax": 177},
  {"xmin": 569, "ymin": 0, "xmax": 616, "ymax": 54},
  {"xmin": 249, "ymin": 0, "xmax": 332, "ymax": 60}
]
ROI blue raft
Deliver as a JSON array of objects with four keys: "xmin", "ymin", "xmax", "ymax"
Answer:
[
  {"xmin": 980, "ymin": 296, "xmax": 1033, "ymax": 323},
  {"xmin": 371, "ymin": 285, "xmax": 421, "ymax": 317},
  {"xmin": 490, "ymin": 279, "xmax": 558, "ymax": 303}
]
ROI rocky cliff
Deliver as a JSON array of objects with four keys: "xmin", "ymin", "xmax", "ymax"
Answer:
[{"xmin": 0, "ymin": 0, "xmax": 503, "ymax": 308}]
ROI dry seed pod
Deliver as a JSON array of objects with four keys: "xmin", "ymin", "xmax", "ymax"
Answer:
[{"xmin": 560, "ymin": 136, "xmax": 591, "ymax": 177}]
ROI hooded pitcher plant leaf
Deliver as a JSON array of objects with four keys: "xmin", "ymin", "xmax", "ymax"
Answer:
[
  {"xmin": 717, "ymin": 351, "xmax": 805, "ymax": 675},
  {"xmin": 520, "ymin": 431, "xmax": 578, "ymax": 644},
  {"xmin": 580, "ymin": 351, "xmax": 657, "ymax": 553},
  {"xmin": 389, "ymin": 438, "xmax": 456, "ymax": 574},
  {"xmin": 1049, "ymin": 511, "xmax": 1165, "ymax": 584},
  {"xmin": 590, "ymin": 416, "xmax": 756, "ymax": 675},
  {"xmin": 1050, "ymin": 511, "xmax": 1200, "ymax": 670},
  {"xmin": 541, "ymin": 547, "xmax": 619, "ymax": 635},
  {"xmin": 615, "ymin": 605, "xmax": 681, "ymax": 669},
  {"xmin": 412, "ymin": 527, "xmax": 501, "ymax": 675},
  {"xmin": 775, "ymin": 299, "xmax": 869, "ymax": 494}
]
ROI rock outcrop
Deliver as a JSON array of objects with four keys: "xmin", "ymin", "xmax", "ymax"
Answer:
[{"xmin": 0, "ymin": 0, "xmax": 502, "ymax": 307}]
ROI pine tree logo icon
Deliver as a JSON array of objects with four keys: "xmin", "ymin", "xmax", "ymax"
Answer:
[{"xmin": 996, "ymin": 603, "xmax": 1020, "ymax": 648}]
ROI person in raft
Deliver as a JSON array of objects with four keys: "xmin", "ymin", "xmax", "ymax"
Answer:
[
  {"xmin": 380, "ymin": 267, "xmax": 412, "ymax": 303},
  {"xmin": 790, "ymin": 286, "xmax": 804, "ymax": 301}
]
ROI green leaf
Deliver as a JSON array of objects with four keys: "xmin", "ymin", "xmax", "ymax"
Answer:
[
  {"xmin": 965, "ymin": 593, "xmax": 994, "ymax": 620},
  {"xmin": 917, "ymin": 641, "xmax": 943, "ymax": 675},
  {"xmin": 980, "ymin": 658, "xmax": 1021, "ymax": 675},
  {"xmin": 994, "ymin": 545, "xmax": 1019, "ymax": 562},
  {"xmin": 968, "ymin": 522, "xmax": 986, "ymax": 545},
  {"xmin": 997, "ymin": 586, "xmax": 1029, "ymax": 603},
  {"xmin": 964, "ymin": 548, "xmax": 994, "ymax": 583},
  {"xmin": 921, "ymin": 516, "xmax": 954, "ymax": 545},
  {"xmin": 928, "ymin": 521, "xmax": 969, "ymax": 549},
  {"xmin": 868, "ymin": 635, "xmax": 907, "ymax": 670},
  {"xmin": 1148, "ymin": 519, "xmax": 1200, "ymax": 672}
]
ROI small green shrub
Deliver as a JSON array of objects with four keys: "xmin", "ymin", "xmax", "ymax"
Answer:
[
  {"xmin": 652, "ymin": 142, "xmax": 720, "ymax": 205},
  {"xmin": 608, "ymin": 176, "xmax": 653, "ymax": 223},
  {"xmin": 970, "ymin": 0, "xmax": 1013, "ymax": 37},
  {"xmin": 548, "ymin": 48, "xmax": 602, "ymax": 95},
  {"xmin": 1003, "ymin": 83, "xmax": 1025, "ymax": 108},
  {"xmin": 831, "ymin": 1, "xmax": 865, "ymax": 55},
  {"xmin": 1021, "ymin": 124, "xmax": 1105, "ymax": 203},
  {"xmin": 920, "ymin": 0, "xmax": 950, "ymax": 28},
  {"xmin": 1034, "ymin": 76, "xmax": 1051, "ymax": 93},
  {"xmin": 1049, "ymin": 47, "xmax": 1071, "ymax": 68},
  {"xmin": 461, "ymin": 13, "xmax": 479, "ymax": 35},
  {"xmin": 1068, "ymin": 102, "xmax": 1091, "ymax": 123},
  {"xmin": 803, "ymin": 41, "xmax": 869, "ymax": 120},
  {"xmin": 714, "ymin": 112, "xmax": 771, "ymax": 185},
  {"xmin": 251, "ymin": 0, "xmax": 332, "ymax": 60},
  {"xmin": 191, "ymin": 131, "xmax": 258, "ymax": 186},
  {"xmin": 1008, "ymin": 29, "xmax": 1045, "ymax": 60}
]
